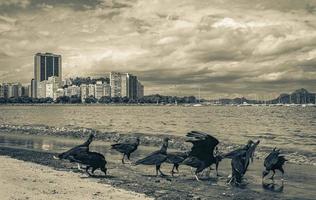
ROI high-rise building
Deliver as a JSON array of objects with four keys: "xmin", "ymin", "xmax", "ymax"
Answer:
[
  {"xmin": 45, "ymin": 76, "xmax": 60, "ymax": 100},
  {"xmin": 0, "ymin": 84, "xmax": 4, "ymax": 98},
  {"xmin": 7, "ymin": 83, "xmax": 22, "ymax": 98},
  {"xmin": 110, "ymin": 72, "xmax": 144, "ymax": 99},
  {"xmin": 110, "ymin": 72, "xmax": 122, "ymax": 97},
  {"xmin": 22, "ymin": 85, "xmax": 30, "ymax": 97},
  {"xmin": 0, "ymin": 83, "xmax": 8, "ymax": 98},
  {"xmin": 95, "ymin": 81, "xmax": 104, "ymax": 99},
  {"xmin": 121, "ymin": 73, "xmax": 127, "ymax": 97},
  {"xmin": 37, "ymin": 81, "xmax": 47, "ymax": 98},
  {"xmin": 103, "ymin": 84, "xmax": 111, "ymax": 97},
  {"xmin": 137, "ymin": 81, "xmax": 144, "ymax": 98},
  {"xmin": 95, "ymin": 81, "xmax": 102, "ymax": 99},
  {"xmin": 94, "ymin": 81, "xmax": 111, "ymax": 99},
  {"xmin": 34, "ymin": 52, "xmax": 62, "ymax": 98},
  {"xmin": 65, "ymin": 85, "xmax": 80, "ymax": 97},
  {"xmin": 80, "ymin": 84, "xmax": 89, "ymax": 102},
  {"xmin": 88, "ymin": 84, "xmax": 95, "ymax": 97},
  {"xmin": 31, "ymin": 79, "xmax": 36, "ymax": 98},
  {"xmin": 126, "ymin": 73, "xmax": 138, "ymax": 100}
]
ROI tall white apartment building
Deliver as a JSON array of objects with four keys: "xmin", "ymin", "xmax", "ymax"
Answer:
[
  {"xmin": 45, "ymin": 76, "xmax": 60, "ymax": 100},
  {"xmin": 88, "ymin": 84, "xmax": 95, "ymax": 97},
  {"xmin": 95, "ymin": 81, "xmax": 111, "ymax": 99},
  {"xmin": 80, "ymin": 84, "xmax": 89, "ymax": 102},
  {"xmin": 110, "ymin": 72, "xmax": 122, "ymax": 97}
]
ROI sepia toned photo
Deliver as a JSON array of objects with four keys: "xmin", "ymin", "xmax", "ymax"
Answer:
[{"xmin": 0, "ymin": 0, "xmax": 315, "ymax": 199}]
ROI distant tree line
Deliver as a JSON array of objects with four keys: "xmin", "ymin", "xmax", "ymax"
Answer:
[
  {"xmin": 0, "ymin": 94, "xmax": 198, "ymax": 104},
  {"xmin": 0, "ymin": 97, "xmax": 53, "ymax": 104},
  {"xmin": 69, "ymin": 77, "xmax": 110, "ymax": 86},
  {"xmin": 84, "ymin": 95, "xmax": 197, "ymax": 104}
]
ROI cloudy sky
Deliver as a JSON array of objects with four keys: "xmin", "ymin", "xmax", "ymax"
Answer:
[{"xmin": 0, "ymin": 0, "xmax": 316, "ymax": 98}]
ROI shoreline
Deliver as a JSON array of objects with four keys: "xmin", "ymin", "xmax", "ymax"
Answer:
[
  {"xmin": 0, "ymin": 103, "xmax": 315, "ymax": 107},
  {"xmin": 1, "ymin": 143, "xmax": 315, "ymax": 200},
  {"xmin": 1, "ymin": 123, "xmax": 315, "ymax": 166}
]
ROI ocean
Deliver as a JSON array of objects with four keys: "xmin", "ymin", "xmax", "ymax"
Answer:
[{"xmin": 0, "ymin": 105, "xmax": 315, "ymax": 165}]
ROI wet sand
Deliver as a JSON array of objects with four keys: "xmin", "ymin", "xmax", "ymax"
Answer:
[
  {"xmin": 1, "ymin": 143, "xmax": 316, "ymax": 200},
  {"xmin": 0, "ymin": 156, "xmax": 152, "ymax": 200}
]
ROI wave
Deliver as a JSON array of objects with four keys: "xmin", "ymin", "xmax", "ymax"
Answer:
[{"xmin": 0, "ymin": 124, "xmax": 315, "ymax": 166}]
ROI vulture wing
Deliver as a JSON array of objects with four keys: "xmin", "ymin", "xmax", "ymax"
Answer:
[
  {"xmin": 186, "ymin": 131, "xmax": 219, "ymax": 160},
  {"xmin": 264, "ymin": 148, "xmax": 280, "ymax": 170}
]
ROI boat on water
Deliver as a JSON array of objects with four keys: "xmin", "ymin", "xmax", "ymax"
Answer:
[{"xmin": 238, "ymin": 102, "xmax": 252, "ymax": 106}]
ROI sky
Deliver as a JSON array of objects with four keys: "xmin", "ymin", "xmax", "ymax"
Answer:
[{"xmin": 0, "ymin": 0, "xmax": 316, "ymax": 99}]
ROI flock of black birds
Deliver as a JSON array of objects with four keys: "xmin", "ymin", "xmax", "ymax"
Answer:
[{"xmin": 53, "ymin": 131, "xmax": 287, "ymax": 186}]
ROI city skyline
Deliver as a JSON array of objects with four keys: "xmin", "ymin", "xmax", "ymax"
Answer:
[{"xmin": 0, "ymin": 0, "xmax": 316, "ymax": 98}]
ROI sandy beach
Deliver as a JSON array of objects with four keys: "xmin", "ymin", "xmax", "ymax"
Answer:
[
  {"xmin": 1, "ymin": 138, "xmax": 316, "ymax": 200},
  {"xmin": 0, "ymin": 156, "xmax": 152, "ymax": 200}
]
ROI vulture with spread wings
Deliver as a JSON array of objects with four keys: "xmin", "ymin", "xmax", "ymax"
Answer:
[{"xmin": 182, "ymin": 131, "xmax": 220, "ymax": 181}]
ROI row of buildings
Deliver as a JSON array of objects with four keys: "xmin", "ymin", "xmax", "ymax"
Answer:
[
  {"xmin": 0, "ymin": 83, "xmax": 31, "ymax": 98},
  {"xmin": 0, "ymin": 52, "xmax": 145, "ymax": 102}
]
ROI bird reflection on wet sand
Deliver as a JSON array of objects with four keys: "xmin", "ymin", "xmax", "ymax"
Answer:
[{"xmin": 262, "ymin": 181, "xmax": 284, "ymax": 193}]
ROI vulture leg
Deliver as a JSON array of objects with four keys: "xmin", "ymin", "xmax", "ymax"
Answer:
[
  {"xmin": 126, "ymin": 154, "xmax": 132, "ymax": 164},
  {"xmin": 194, "ymin": 169, "xmax": 201, "ymax": 181},
  {"xmin": 227, "ymin": 175, "xmax": 233, "ymax": 185},
  {"xmin": 101, "ymin": 167, "xmax": 107, "ymax": 175},
  {"xmin": 121, "ymin": 154, "xmax": 125, "ymax": 164},
  {"xmin": 155, "ymin": 165, "xmax": 159, "ymax": 177},
  {"xmin": 158, "ymin": 165, "xmax": 166, "ymax": 177},
  {"xmin": 77, "ymin": 163, "xmax": 82, "ymax": 170},
  {"xmin": 91, "ymin": 167, "xmax": 97, "ymax": 175},
  {"xmin": 195, "ymin": 173, "xmax": 200, "ymax": 181},
  {"xmin": 270, "ymin": 170, "xmax": 276, "ymax": 180},
  {"xmin": 279, "ymin": 167, "xmax": 285, "ymax": 181},
  {"xmin": 175, "ymin": 164, "xmax": 179, "ymax": 172},
  {"xmin": 216, "ymin": 161, "xmax": 220, "ymax": 176},
  {"xmin": 171, "ymin": 165, "xmax": 176, "ymax": 176},
  {"xmin": 85, "ymin": 166, "xmax": 92, "ymax": 176}
]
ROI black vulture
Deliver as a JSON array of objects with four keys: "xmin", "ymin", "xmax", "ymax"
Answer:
[
  {"xmin": 205, "ymin": 147, "xmax": 223, "ymax": 177},
  {"xmin": 228, "ymin": 140, "xmax": 260, "ymax": 185},
  {"xmin": 53, "ymin": 133, "xmax": 95, "ymax": 169},
  {"xmin": 182, "ymin": 131, "xmax": 220, "ymax": 181},
  {"xmin": 135, "ymin": 138, "xmax": 170, "ymax": 176},
  {"xmin": 263, "ymin": 148, "xmax": 287, "ymax": 181},
  {"xmin": 166, "ymin": 151, "xmax": 189, "ymax": 176},
  {"xmin": 111, "ymin": 137, "xmax": 140, "ymax": 164},
  {"xmin": 223, "ymin": 140, "xmax": 255, "ymax": 159},
  {"xmin": 73, "ymin": 151, "xmax": 107, "ymax": 176}
]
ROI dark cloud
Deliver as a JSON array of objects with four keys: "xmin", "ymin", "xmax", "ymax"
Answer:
[{"xmin": 0, "ymin": 0, "xmax": 316, "ymax": 98}]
